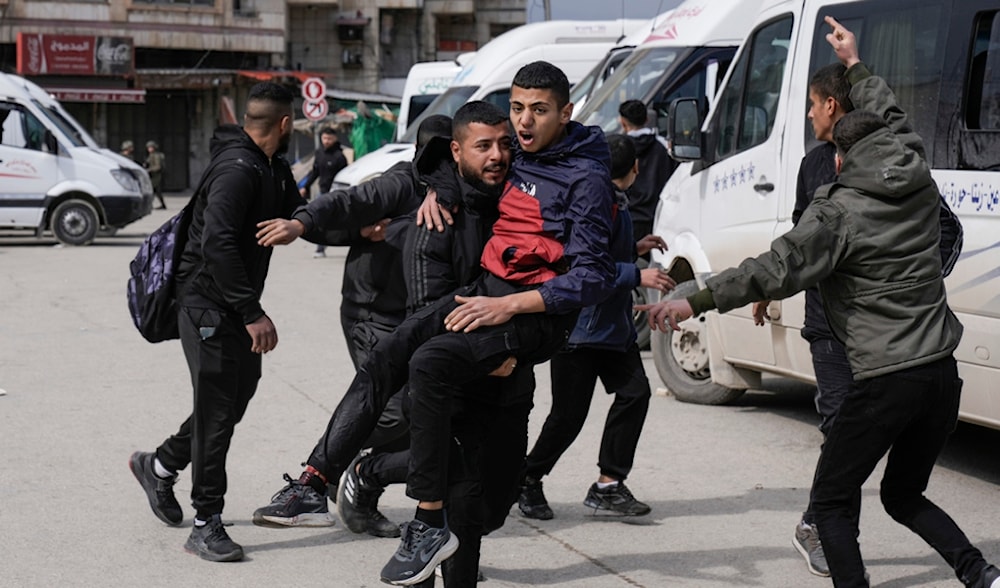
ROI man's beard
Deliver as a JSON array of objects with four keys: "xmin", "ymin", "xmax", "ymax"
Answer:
[
  {"xmin": 275, "ymin": 131, "xmax": 292, "ymax": 156},
  {"xmin": 459, "ymin": 161, "xmax": 506, "ymax": 198}
]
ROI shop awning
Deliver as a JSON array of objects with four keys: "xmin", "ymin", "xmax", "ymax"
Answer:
[
  {"xmin": 237, "ymin": 70, "xmax": 329, "ymax": 83},
  {"xmin": 44, "ymin": 87, "xmax": 146, "ymax": 103}
]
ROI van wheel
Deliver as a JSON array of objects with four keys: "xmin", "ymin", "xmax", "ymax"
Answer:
[
  {"xmin": 632, "ymin": 256, "xmax": 652, "ymax": 350},
  {"xmin": 650, "ymin": 280, "xmax": 746, "ymax": 405},
  {"xmin": 52, "ymin": 199, "xmax": 99, "ymax": 246}
]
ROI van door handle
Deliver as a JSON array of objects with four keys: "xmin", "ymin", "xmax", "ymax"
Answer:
[{"xmin": 754, "ymin": 181, "xmax": 774, "ymax": 193}]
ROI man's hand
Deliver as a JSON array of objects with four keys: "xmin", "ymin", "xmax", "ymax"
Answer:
[
  {"xmin": 245, "ymin": 314, "xmax": 277, "ymax": 354},
  {"xmin": 825, "ymin": 16, "xmax": 860, "ymax": 68},
  {"xmin": 752, "ymin": 300, "xmax": 771, "ymax": 326},
  {"xmin": 299, "ymin": 187, "xmax": 308, "ymax": 198},
  {"xmin": 361, "ymin": 218, "xmax": 392, "ymax": 242},
  {"xmin": 635, "ymin": 299, "xmax": 693, "ymax": 332},
  {"xmin": 444, "ymin": 295, "xmax": 516, "ymax": 333},
  {"xmin": 636, "ymin": 234, "xmax": 667, "ymax": 257},
  {"xmin": 640, "ymin": 267, "xmax": 676, "ymax": 293},
  {"xmin": 256, "ymin": 218, "xmax": 306, "ymax": 246},
  {"xmin": 415, "ymin": 189, "xmax": 455, "ymax": 232}
]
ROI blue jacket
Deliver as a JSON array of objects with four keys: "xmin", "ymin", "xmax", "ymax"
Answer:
[
  {"xmin": 567, "ymin": 187, "xmax": 640, "ymax": 350},
  {"xmin": 481, "ymin": 121, "xmax": 617, "ymax": 315}
]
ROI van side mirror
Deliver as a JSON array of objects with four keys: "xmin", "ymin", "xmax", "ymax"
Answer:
[
  {"xmin": 43, "ymin": 129, "xmax": 59, "ymax": 154},
  {"xmin": 668, "ymin": 98, "xmax": 703, "ymax": 161}
]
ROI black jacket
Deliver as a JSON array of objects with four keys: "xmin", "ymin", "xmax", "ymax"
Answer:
[
  {"xmin": 291, "ymin": 160, "xmax": 424, "ymax": 324},
  {"xmin": 386, "ymin": 152, "xmax": 501, "ymax": 314},
  {"xmin": 302, "ymin": 142, "xmax": 348, "ymax": 194},
  {"xmin": 385, "ymin": 144, "xmax": 533, "ymax": 405},
  {"xmin": 794, "ymin": 142, "xmax": 838, "ymax": 343},
  {"xmin": 627, "ymin": 129, "xmax": 674, "ymax": 230},
  {"xmin": 177, "ymin": 124, "xmax": 305, "ymax": 323}
]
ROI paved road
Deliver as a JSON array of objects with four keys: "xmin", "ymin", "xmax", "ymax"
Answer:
[{"xmin": 2, "ymin": 194, "xmax": 998, "ymax": 587}]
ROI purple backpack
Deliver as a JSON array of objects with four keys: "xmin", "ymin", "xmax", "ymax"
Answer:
[{"xmin": 126, "ymin": 196, "xmax": 197, "ymax": 343}]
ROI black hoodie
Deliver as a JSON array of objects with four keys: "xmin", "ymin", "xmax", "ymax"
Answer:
[
  {"xmin": 627, "ymin": 129, "xmax": 674, "ymax": 233},
  {"xmin": 177, "ymin": 124, "xmax": 304, "ymax": 323}
]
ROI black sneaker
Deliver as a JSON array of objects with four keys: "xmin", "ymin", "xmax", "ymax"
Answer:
[
  {"xmin": 251, "ymin": 473, "xmax": 335, "ymax": 527},
  {"xmin": 975, "ymin": 564, "xmax": 1000, "ymax": 588},
  {"xmin": 380, "ymin": 520, "xmax": 459, "ymax": 586},
  {"xmin": 583, "ymin": 481, "xmax": 651, "ymax": 516},
  {"xmin": 129, "ymin": 451, "xmax": 183, "ymax": 526},
  {"xmin": 518, "ymin": 477, "xmax": 554, "ymax": 520},
  {"xmin": 184, "ymin": 514, "xmax": 243, "ymax": 562},
  {"xmin": 336, "ymin": 452, "xmax": 400, "ymax": 538},
  {"xmin": 793, "ymin": 520, "xmax": 830, "ymax": 577}
]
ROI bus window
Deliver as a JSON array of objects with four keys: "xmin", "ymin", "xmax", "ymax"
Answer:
[
  {"xmin": 808, "ymin": 1, "xmax": 945, "ymax": 155},
  {"xmin": 711, "ymin": 16, "xmax": 793, "ymax": 162},
  {"xmin": 967, "ymin": 11, "xmax": 1000, "ymax": 131}
]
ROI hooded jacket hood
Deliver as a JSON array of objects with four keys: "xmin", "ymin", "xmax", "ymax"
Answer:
[
  {"xmin": 629, "ymin": 129, "xmax": 659, "ymax": 158},
  {"xmin": 209, "ymin": 124, "xmax": 266, "ymax": 163},
  {"xmin": 837, "ymin": 126, "xmax": 932, "ymax": 199}
]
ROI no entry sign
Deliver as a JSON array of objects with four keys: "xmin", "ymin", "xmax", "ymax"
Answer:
[{"xmin": 301, "ymin": 77, "xmax": 327, "ymax": 101}]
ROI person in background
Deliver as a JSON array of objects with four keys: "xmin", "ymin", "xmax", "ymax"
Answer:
[
  {"xmin": 300, "ymin": 126, "xmax": 348, "ymax": 258},
  {"xmin": 129, "ymin": 82, "xmax": 305, "ymax": 562},
  {"xmin": 517, "ymin": 133, "xmax": 674, "ymax": 522},
  {"xmin": 144, "ymin": 140, "xmax": 167, "ymax": 209},
  {"xmin": 617, "ymin": 99, "xmax": 673, "ymax": 241},
  {"xmin": 751, "ymin": 60, "xmax": 854, "ymax": 579},
  {"xmin": 120, "ymin": 140, "xmax": 135, "ymax": 161},
  {"xmin": 249, "ymin": 115, "xmax": 454, "ymax": 537}
]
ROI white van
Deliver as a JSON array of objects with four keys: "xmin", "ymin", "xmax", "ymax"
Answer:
[
  {"xmin": 574, "ymin": 0, "xmax": 763, "ymax": 134},
  {"xmin": 569, "ymin": 9, "xmax": 676, "ymax": 116},
  {"xmin": 396, "ymin": 53, "xmax": 475, "ymax": 141},
  {"xmin": 0, "ymin": 73, "xmax": 153, "ymax": 245},
  {"xmin": 334, "ymin": 19, "xmax": 645, "ymax": 188},
  {"xmin": 653, "ymin": 0, "xmax": 1000, "ymax": 430}
]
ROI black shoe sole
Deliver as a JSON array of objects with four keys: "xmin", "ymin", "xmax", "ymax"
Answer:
[{"xmin": 184, "ymin": 539, "xmax": 243, "ymax": 562}]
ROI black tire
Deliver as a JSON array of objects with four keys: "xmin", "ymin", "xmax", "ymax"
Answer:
[
  {"xmin": 650, "ymin": 280, "xmax": 746, "ymax": 405},
  {"xmin": 51, "ymin": 199, "xmax": 99, "ymax": 246}
]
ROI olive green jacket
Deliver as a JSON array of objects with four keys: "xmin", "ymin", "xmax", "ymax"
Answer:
[{"xmin": 692, "ymin": 64, "xmax": 962, "ymax": 380}]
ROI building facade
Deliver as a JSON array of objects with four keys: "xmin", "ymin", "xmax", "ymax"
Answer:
[{"xmin": 0, "ymin": 0, "xmax": 524, "ymax": 189}]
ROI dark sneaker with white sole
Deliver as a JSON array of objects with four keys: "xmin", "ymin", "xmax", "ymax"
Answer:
[
  {"xmin": 251, "ymin": 472, "xmax": 335, "ymax": 527},
  {"xmin": 184, "ymin": 514, "xmax": 243, "ymax": 562},
  {"xmin": 974, "ymin": 564, "xmax": 1000, "ymax": 588},
  {"xmin": 380, "ymin": 520, "xmax": 459, "ymax": 586},
  {"xmin": 583, "ymin": 482, "xmax": 651, "ymax": 516},
  {"xmin": 129, "ymin": 451, "xmax": 183, "ymax": 526},
  {"xmin": 517, "ymin": 477, "xmax": 554, "ymax": 520},
  {"xmin": 793, "ymin": 520, "xmax": 830, "ymax": 577},
  {"xmin": 336, "ymin": 453, "xmax": 400, "ymax": 538}
]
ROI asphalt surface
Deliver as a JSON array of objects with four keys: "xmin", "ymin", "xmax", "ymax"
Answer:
[{"xmin": 2, "ymin": 193, "xmax": 998, "ymax": 587}]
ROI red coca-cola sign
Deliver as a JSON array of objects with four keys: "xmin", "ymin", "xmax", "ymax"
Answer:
[{"xmin": 16, "ymin": 33, "xmax": 135, "ymax": 77}]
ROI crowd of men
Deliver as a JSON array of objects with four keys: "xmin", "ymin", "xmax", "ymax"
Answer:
[{"xmin": 128, "ymin": 18, "xmax": 999, "ymax": 588}]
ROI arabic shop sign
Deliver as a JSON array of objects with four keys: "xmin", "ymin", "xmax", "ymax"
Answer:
[{"xmin": 16, "ymin": 33, "xmax": 135, "ymax": 77}]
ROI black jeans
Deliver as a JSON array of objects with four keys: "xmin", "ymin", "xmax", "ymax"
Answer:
[
  {"xmin": 306, "ymin": 273, "xmax": 574, "ymax": 490},
  {"xmin": 803, "ymin": 337, "xmax": 857, "ymax": 526},
  {"xmin": 363, "ymin": 374, "xmax": 534, "ymax": 588},
  {"xmin": 157, "ymin": 306, "xmax": 260, "ymax": 520},
  {"xmin": 525, "ymin": 344, "xmax": 651, "ymax": 482},
  {"xmin": 341, "ymin": 305, "xmax": 410, "ymax": 452},
  {"xmin": 811, "ymin": 355, "xmax": 989, "ymax": 587}
]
